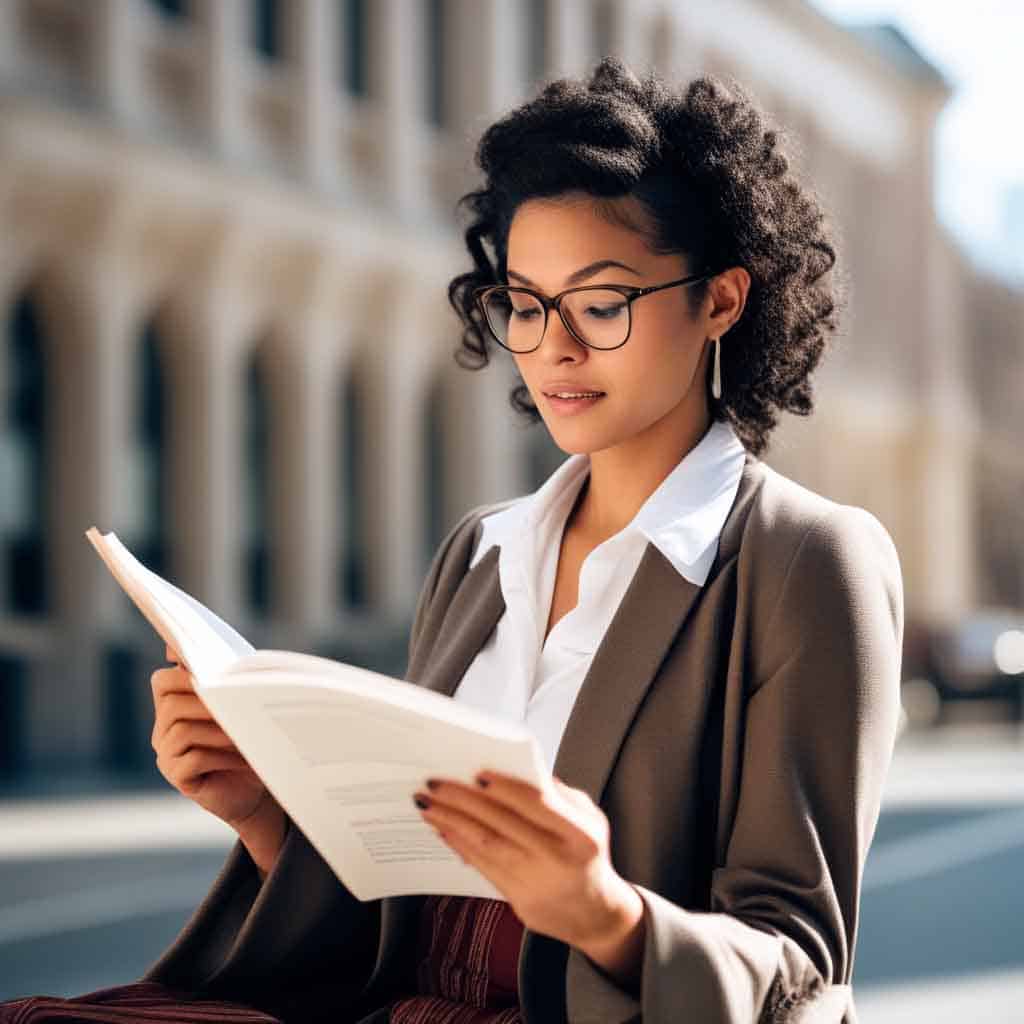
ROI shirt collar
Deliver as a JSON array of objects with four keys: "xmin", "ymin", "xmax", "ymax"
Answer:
[{"xmin": 471, "ymin": 420, "xmax": 747, "ymax": 587}]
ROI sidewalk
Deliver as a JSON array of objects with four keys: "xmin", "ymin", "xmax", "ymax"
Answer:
[
  {"xmin": 856, "ymin": 967, "xmax": 1024, "ymax": 1023},
  {"xmin": 1, "ymin": 722, "xmax": 1022, "ymax": 860}
]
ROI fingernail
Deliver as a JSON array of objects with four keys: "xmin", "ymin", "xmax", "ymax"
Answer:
[
  {"xmin": 414, "ymin": 794, "xmax": 431, "ymax": 810},
  {"xmin": 425, "ymin": 778, "xmax": 440, "ymax": 791},
  {"xmin": 475, "ymin": 774, "xmax": 490, "ymax": 788}
]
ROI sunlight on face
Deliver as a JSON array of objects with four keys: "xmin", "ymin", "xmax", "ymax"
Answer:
[{"xmin": 505, "ymin": 193, "xmax": 710, "ymax": 459}]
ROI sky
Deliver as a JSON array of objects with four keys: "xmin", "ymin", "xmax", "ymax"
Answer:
[{"xmin": 808, "ymin": 0, "xmax": 1024, "ymax": 284}]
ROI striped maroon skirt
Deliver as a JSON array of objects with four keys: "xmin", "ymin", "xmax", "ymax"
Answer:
[
  {"xmin": 385, "ymin": 894, "xmax": 525, "ymax": 1023},
  {"xmin": 0, "ymin": 895, "xmax": 527, "ymax": 1024}
]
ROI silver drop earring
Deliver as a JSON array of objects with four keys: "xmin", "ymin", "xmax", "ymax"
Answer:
[{"xmin": 711, "ymin": 337, "xmax": 722, "ymax": 399}]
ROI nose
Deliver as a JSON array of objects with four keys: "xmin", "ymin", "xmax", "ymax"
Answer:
[{"xmin": 538, "ymin": 304, "xmax": 588, "ymax": 360}]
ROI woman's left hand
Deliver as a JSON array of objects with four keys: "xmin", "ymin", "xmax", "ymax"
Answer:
[{"xmin": 413, "ymin": 769, "xmax": 641, "ymax": 951}]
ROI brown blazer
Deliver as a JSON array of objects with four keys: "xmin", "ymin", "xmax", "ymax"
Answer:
[{"xmin": 142, "ymin": 451, "xmax": 904, "ymax": 1024}]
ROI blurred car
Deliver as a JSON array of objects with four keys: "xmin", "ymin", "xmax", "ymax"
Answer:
[{"xmin": 901, "ymin": 607, "xmax": 1024, "ymax": 725}]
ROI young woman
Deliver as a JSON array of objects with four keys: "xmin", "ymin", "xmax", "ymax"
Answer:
[{"xmin": 1, "ymin": 59, "xmax": 903, "ymax": 1024}]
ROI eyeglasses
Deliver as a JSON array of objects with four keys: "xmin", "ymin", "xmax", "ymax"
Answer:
[{"xmin": 472, "ymin": 271, "xmax": 718, "ymax": 353}]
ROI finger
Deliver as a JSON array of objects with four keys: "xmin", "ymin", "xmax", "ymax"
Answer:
[
  {"xmin": 419, "ymin": 783, "xmax": 558, "ymax": 854},
  {"xmin": 160, "ymin": 720, "xmax": 236, "ymax": 759},
  {"xmin": 464, "ymin": 772, "xmax": 585, "ymax": 838},
  {"xmin": 151, "ymin": 666, "xmax": 196, "ymax": 701},
  {"xmin": 165, "ymin": 643, "xmax": 181, "ymax": 665},
  {"xmin": 169, "ymin": 747, "xmax": 250, "ymax": 787},
  {"xmin": 152, "ymin": 693, "xmax": 214, "ymax": 746}
]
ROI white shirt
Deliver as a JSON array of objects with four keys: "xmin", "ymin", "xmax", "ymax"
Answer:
[{"xmin": 452, "ymin": 420, "xmax": 748, "ymax": 771}]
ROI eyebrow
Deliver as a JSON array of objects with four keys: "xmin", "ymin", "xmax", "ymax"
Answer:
[{"xmin": 506, "ymin": 259, "xmax": 642, "ymax": 289}]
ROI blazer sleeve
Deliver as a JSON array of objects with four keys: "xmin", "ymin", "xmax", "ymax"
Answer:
[
  {"xmin": 565, "ymin": 504, "xmax": 904, "ymax": 1024},
  {"xmin": 140, "ymin": 504, "xmax": 487, "ymax": 1020}
]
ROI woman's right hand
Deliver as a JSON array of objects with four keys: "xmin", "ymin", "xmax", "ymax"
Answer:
[{"xmin": 151, "ymin": 643, "xmax": 286, "ymax": 875}]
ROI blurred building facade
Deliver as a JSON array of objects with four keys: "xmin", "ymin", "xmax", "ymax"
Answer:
[{"xmin": 0, "ymin": 0, "xmax": 1021, "ymax": 782}]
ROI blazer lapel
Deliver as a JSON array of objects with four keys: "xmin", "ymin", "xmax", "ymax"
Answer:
[
  {"xmin": 551, "ymin": 543, "xmax": 703, "ymax": 801},
  {"xmin": 413, "ymin": 542, "xmax": 505, "ymax": 699}
]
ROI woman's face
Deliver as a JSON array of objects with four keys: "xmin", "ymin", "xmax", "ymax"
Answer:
[{"xmin": 504, "ymin": 193, "xmax": 718, "ymax": 458}]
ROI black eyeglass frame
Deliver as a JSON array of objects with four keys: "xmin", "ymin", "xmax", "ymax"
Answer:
[{"xmin": 472, "ymin": 271, "xmax": 720, "ymax": 353}]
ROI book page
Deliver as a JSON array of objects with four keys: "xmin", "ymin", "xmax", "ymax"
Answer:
[
  {"xmin": 198, "ymin": 663, "xmax": 549, "ymax": 901},
  {"xmin": 86, "ymin": 529, "xmax": 252, "ymax": 682}
]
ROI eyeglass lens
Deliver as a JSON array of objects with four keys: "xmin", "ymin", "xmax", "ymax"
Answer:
[{"xmin": 482, "ymin": 287, "xmax": 630, "ymax": 351}]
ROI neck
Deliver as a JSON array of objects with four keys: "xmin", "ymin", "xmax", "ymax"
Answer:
[{"xmin": 569, "ymin": 404, "xmax": 712, "ymax": 544}]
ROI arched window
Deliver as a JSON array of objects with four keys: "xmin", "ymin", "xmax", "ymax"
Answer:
[
  {"xmin": 134, "ymin": 320, "xmax": 168, "ymax": 577},
  {"xmin": 244, "ymin": 351, "xmax": 271, "ymax": 618},
  {"xmin": 338, "ymin": 369, "xmax": 368, "ymax": 609},
  {"xmin": 341, "ymin": 0, "xmax": 368, "ymax": 98},
  {"xmin": 2, "ymin": 294, "xmax": 48, "ymax": 616},
  {"xmin": 148, "ymin": 0, "xmax": 187, "ymax": 19},
  {"xmin": 251, "ymin": 0, "xmax": 282, "ymax": 61}
]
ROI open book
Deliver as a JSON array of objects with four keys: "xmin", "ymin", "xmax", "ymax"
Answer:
[{"xmin": 85, "ymin": 527, "xmax": 547, "ymax": 902}]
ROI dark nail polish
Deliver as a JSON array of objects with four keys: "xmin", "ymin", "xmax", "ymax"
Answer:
[
  {"xmin": 425, "ymin": 778, "xmax": 440, "ymax": 791},
  {"xmin": 414, "ymin": 794, "xmax": 430, "ymax": 810},
  {"xmin": 476, "ymin": 775, "xmax": 490, "ymax": 788}
]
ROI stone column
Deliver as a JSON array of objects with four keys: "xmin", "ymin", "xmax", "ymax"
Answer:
[
  {"xmin": 356, "ymin": 299, "xmax": 436, "ymax": 618},
  {"xmin": 605, "ymin": 0, "xmax": 649, "ymax": 70},
  {"xmin": 367, "ymin": 0, "xmax": 429, "ymax": 218},
  {"xmin": 193, "ymin": 0, "xmax": 247, "ymax": 161},
  {"xmin": 161, "ymin": 295, "xmax": 249, "ymax": 631},
  {"xmin": 38, "ymin": 271, "xmax": 138, "ymax": 771},
  {"xmin": 0, "ymin": 0, "xmax": 22, "ymax": 84},
  {"xmin": 912, "ymin": 223, "xmax": 977, "ymax": 623},
  {"xmin": 651, "ymin": 8, "xmax": 703, "ymax": 83},
  {"xmin": 262, "ymin": 317, "xmax": 341, "ymax": 635},
  {"xmin": 284, "ymin": 0, "xmax": 339, "ymax": 192},
  {"xmin": 545, "ymin": 0, "xmax": 590, "ymax": 79},
  {"xmin": 47, "ymin": 275, "xmax": 138, "ymax": 627},
  {"xmin": 445, "ymin": 0, "xmax": 525, "ymax": 131},
  {"xmin": 89, "ymin": 0, "xmax": 140, "ymax": 123}
]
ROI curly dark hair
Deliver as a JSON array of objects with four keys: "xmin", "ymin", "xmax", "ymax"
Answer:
[{"xmin": 446, "ymin": 57, "xmax": 844, "ymax": 458}]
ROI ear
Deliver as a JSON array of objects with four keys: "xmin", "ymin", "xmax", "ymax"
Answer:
[{"xmin": 706, "ymin": 265, "xmax": 751, "ymax": 338}]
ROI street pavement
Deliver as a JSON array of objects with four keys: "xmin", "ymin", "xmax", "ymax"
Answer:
[{"xmin": 1, "ymin": 724, "xmax": 1022, "ymax": 1021}]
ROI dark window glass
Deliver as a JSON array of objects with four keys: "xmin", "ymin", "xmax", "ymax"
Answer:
[
  {"xmin": 148, "ymin": 0, "xmax": 187, "ymax": 18},
  {"xmin": 4, "ymin": 295, "xmax": 47, "ymax": 616},
  {"xmin": 0, "ymin": 654, "xmax": 27, "ymax": 780},
  {"xmin": 136, "ymin": 322, "xmax": 168, "ymax": 579},
  {"xmin": 339, "ymin": 371, "xmax": 368, "ymax": 609},
  {"xmin": 426, "ymin": 0, "xmax": 445, "ymax": 128},
  {"xmin": 252, "ymin": 0, "xmax": 281, "ymax": 61},
  {"xmin": 342, "ymin": 0, "xmax": 368, "ymax": 97},
  {"xmin": 103, "ymin": 643, "xmax": 161, "ymax": 776},
  {"xmin": 244, "ymin": 353, "xmax": 270, "ymax": 617}
]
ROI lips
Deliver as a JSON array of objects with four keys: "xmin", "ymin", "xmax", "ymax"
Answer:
[{"xmin": 541, "ymin": 383, "xmax": 606, "ymax": 397}]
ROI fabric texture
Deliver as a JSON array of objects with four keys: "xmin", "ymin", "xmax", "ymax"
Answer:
[
  {"xmin": 0, "ymin": 981, "xmax": 282, "ymax": 1024},
  {"xmin": 454, "ymin": 419, "xmax": 747, "ymax": 771},
  {"xmin": 5, "ymin": 440, "xmax": 902, "ymax": 1024},
  {"xmin": 386, "ymin": 895, "xmax": 525, "ymax": 1023}
]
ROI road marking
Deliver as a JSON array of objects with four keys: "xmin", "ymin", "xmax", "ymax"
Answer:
[
  {"xmin": 0, "ymin": 869, "xmax": 223, "ymax": 945},
  {"xmin": 0, "ymin": 794, "xmax": 234, "ymax": 860},
  {"xmin": 865, "ymin": 806, "xmax": 1024, "ymax": 890}
]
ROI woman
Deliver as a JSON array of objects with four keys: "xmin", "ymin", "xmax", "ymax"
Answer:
[{"xmin": 1, "ymin": 59, "xmax": 903, "ymax": 1024}]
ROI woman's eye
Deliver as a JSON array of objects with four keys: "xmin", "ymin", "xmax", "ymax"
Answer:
[
  {"xmin": 585, "ymin": 304, "xmax": 626, "ymax": 320},
  {"xmin": 512, "ymin": 306, "xmax": 542, "ymax": 320}
]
